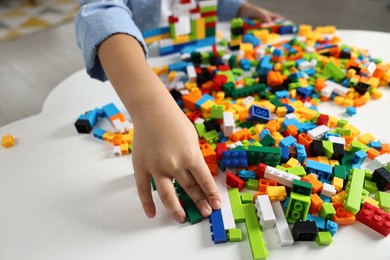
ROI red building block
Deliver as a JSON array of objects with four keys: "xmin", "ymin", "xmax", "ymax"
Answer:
[
  {"xmin": 226, "ymin": 172, "xmax": 245, "ymax": 191},
  {"xmin": 356, "ymin": 202, "xmax": 390, "ymax": 236}
]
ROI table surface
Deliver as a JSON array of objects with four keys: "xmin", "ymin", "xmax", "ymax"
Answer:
[{"xmin": 1, "ymin": 26, "xmax": 390, "ymax": 260}]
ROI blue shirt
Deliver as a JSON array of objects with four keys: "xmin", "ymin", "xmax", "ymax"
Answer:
[{"xmin": 75, "ymin": 0, "xmax": 244, "ymax": 81}]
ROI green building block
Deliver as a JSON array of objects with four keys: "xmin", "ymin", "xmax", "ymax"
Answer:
[
  {"xmin": 286, "ymin": 192, "xmax": 311, "ymax": 223},
  {"xmin": 318, "ymin": 203, "xmax": 336, "ymax": 219},
  {"xmin": 321, "ymin": 61, "xmax": 346, "ymax": 82},
  {"xmin": 350, "ymin": 141, "xmax": 370, "ymax": 153},
  {"xmin": 200, "ymin": 5, "xmax": 217, "ymax": 12},
  {"xmin": 210, "ymin": 104, "xmax": 225, "ymax": 119},
  {"xmin": 260, "ymin": 134, "xmax": 276, "ymax": 147},
  {"xmin": 206, "ymin": 27, "xmax": 216, "ymax": 37},
  {"xmin": 322, "ymin": 140, "xmax": 334, "ymax": 159},
  {"xmin": 337, "ymin": 118, "xmax": 348, "ymax": 127},
  {"xmin": 227, "ymin": 228, "xmax": 243, "ymax": 242},
  {"xmin": 244, "ymin": 77, "xmax": 256, "ymax": 86},
  {"xmin": 276, "ymin": 165, "xmax": 287, "ymax": 172},
  {"xmin": 194, "ymin": 123, "xmax": 206, "ymax": 138},
  {"xmin": 291, "ymin": 179, "xmax": 312, "ymax": 196},
  {"xmin": 376, "ymin": 191, "xmax": 390, "ymax": 213},
  {"xmin": 174, "ymin": 181, "xmax": 203, "ymax": 224},
  {"xmin": 316, "ymin": 231, "xmax": 333, "ymax": 246},
  {"xmin": 203, "ymin": 130, "xmax": 219, "ymax": 144},
  {"xmin": 243, "ymin": 204, "xmax": 268, "ymax": 260},
  {"xmin": 228, "ymin": 188, "xmax": 245, "ymax": 223},
  {"xmin": 241, "ymin": 192, "xmax": 254, "ymax": 203},
  {"xmin": 361, "ymin": 189, "xmax": 369, "ymax": 204},
  {"xmin": 333, "ymin": 165, "xmax": 347, "ymax": 180},
  {"xmin": 364, "ymin": 180, "xmax": 378, "ymax": 194},
  {"xmin": 246, "ymin": 179, "xmax": 259, "ymax": 191},
  {"xmin": 343, "ymin": 168, "xmax": 365, "ymax": 215},
  {"xmin": 246, "ymin": 146, "xmax": 281, "ymax": 166},
  {"xmin": 336, "ymin": 128, "xmax": 351, "ymax": 136},
  {"xmin": 364, "ymin": 169, "xmax": 373, "ymax": 180},
  {"xmin": 287, "ymin": 166, "xmax": 307, "ymax": 178}
]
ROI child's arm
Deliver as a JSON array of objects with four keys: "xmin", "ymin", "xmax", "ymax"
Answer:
[
  {"xmin": 238, "ymin": 1, "xmax": 284, "ymax": 22},
  {"xmin": 97, "ymin": 34, "xmax": 221, "ymax": 223}
]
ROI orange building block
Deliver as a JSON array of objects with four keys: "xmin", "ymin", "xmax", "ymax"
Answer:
[
  {"xmin": 309, "ymin": 193, "xmax": 324, "ymax": 214},
  {"xmin": 265, "ymin": 119, "xmax": 281, "ymax": 133},
  {"xmin": 367, "ymin": 147, "xmax": 381, "ymax": 160},
  {"xmin": 332, "ymin": 203, "xmax": 355, "ymax": 225},
  {"xmin": 302, "ymin": 173, "xmax": 323, "ymax": 194},
  {"xmin": 182, "ymin": 90, "xmax": 202, "ymax": 111},
  {"xmin": 380, "ymin": 143, "xmax": 390, "ymax": 154},
  {"xmin": 267, "ymin": 71, "xmax": 284, "ymax": 87},
  {"xmin": 230, "ymin": 128, "xmax": 252, "ymax": 142}
]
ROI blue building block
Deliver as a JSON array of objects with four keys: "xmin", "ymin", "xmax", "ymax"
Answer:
[
  {"xmin": 305, "ymin": 160, "xmax": 333, "ymax": 180},
  {"xmin": 306, "ymin": 214, "xmax": 326, "ymax": 230},
  {"xmin": 238, "ymin": 170, "xmax": 256, "ymax": 180},
  {"xmin": 259, "ymin": 129, "xmax": 271, "ymax": 139},
  {"xmin": 275, "ymin": 90, "xmax": 290, "ymax": 99},
  {"xmin": 168, "ymin": 61, "xmax": 188, "ymax": 72},
  {"xmin": 272, "ymin": 48, "xmax": 284, "ymax": 57},
  {"xmin": 281, "ymin": 146, "xmax": 290, "ymax": 163},
  {"xmin": 222, "ymin": 150, "xmax": 248, "ymax": 168},
  {"xmin": 368, "ymin": 141, "xmax": 382, "ymax": 151},
  {"xmin": 279, "ymin": 135, "xmax": 297, "ymax": 148},
  {"xmin": 240, "ymin": 58, "xmax": 251, "ymax": 71},
  {"xmin": 179, "ymin": 37, "xmax": 216, "ymax": 54},
  {"xmin": 282, "ymin": 118, "xmax": 300, "ymax": 131},
  {"xmin": 209, "ymin": 209, "xmax": 227, "ymax": 244},
  {"xmin": 319, "ymin": 194, "xmax": 331, "ymax": 203},
  {"xmin": 303, "ymin": 68, "xmax": 316, "ymax": 76},
  {"xmin": 242, "ymin": 34, "xmax": 260, "ymax": 47},
  {"xmin": 195, "ymin": 94, "xmax": 214, "ymax": 110},
  {"xmin": 352, "ymin": 150, "xmax": 368, "ymax": 166},
  {"xmin": 92, "ymin": 128, "xmax": 106, "ymax": 140},
  {"xmin": 295, "ymin": 144, "xmax": 307, "ymax": 163},
  {"xmin": 249, "ymin": 104, "xmax": 271, "ymax": 123},
  {"xmin": 325, "ymin": 219, "xmax": 338, "ymax": 236},
  {"xmin": 283, "ymin": 103, "xmax": 295, "ymax": 114},
  {"xmin": 346, "ymin": 106, "xmax": 357, "ymax": 116},
  {"xmin": 102, "ymin": 103, "xmax": 120, "ymax": 118},
  {"xmin": 74, "ymin": 109, "xmax": 98, "ymax": 134},
  {"xmin": 324, "ymin": 132, "xmax": 341, "ymax": 140},
  {"xmin": 143, "ymin": 26, "xmax": 170, "ymax": 38},
  {"xmin": 279, "ymin": 25, "xmax": 294, "ymax": 35}
]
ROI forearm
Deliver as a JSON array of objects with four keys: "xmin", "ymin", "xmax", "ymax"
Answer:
[{"xmin": 97, "ymin": 34, "xmax": 178, "ymax": 125}]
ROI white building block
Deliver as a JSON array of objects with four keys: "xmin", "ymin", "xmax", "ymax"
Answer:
[
  {"xmin": 222, "ymin": 111, "xmax": 235, "ymax": 137},
  {"xmin": 113, "ymin": 146, "xmax": 121, "ymax": 157},
  {"xmin": 215, "ymin": 172, "xmax": 236, "ymax": 230},
  {"xmin": 328, "ymin": 135, "xmax": 346, "ymax": 145},
  {"xmin": 321, "ymin": 183, "xmax": 337, "ymax": 197},
  {"xmin": 271, "ymin": 201, "xmax": 294, "ymax": 246},
  {"xmin": 264, "ymin": 166, "xmax": 300, "ymax": 188},
  {"xmin": 186, "ymin": 64, "xmax": 196, "ymax": 82},
  {"xmin": 255, "ymin": 195, "xmax": 276, "ymax": 229},
  {"xmin": 307, "ymin": 125, "xmax": 329, "ymax": 140}
]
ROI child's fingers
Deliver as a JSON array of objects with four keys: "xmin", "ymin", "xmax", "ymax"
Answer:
[
  {"xmin": 189, "ymin": 157, "xmax": 221, "ymax": 211},
  {"xmin": 175, "ymin": 171, "xmax": 212, "ymax": 217},
  {"xmin": 134, "ymin": 169, "xmax": 156, "ymax": 218},
  {"xmin": 155, "ymin": 177, "xmax": 187, "ymax": 223}
]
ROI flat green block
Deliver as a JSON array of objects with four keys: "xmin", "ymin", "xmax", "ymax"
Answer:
[
  {"xmin": 364, "ymin": 180, "xmax": 378, "ymax": 194},
  {"xmin": 322, "ymin": 61, "xmax": 346, "ymax": 82},
  {"xmin": 287, "ymin": 166, "xmax": 307, "ymax": 178},
  {"xmin": 318, "ymin": 202, "xmax": 336, "ymax": 219},
  {"xmin": 337, "ymin": 118, "xmax": 348, "ymax": 127},
  {"xmin": 291, "ymin": 179, "xmax": 312, "ymax": 196},
  {"xmin": 227, "ymin": 228, "xmax": 243, "ymax": 242},
  {"xmin": 228, "ymin": 188, "xmax": 245, "ymax": 223},
  {"xmin": 322, "ymin": 140, "xmax": 334, "ymax": 159},
  {"xmin": 333, "ymin": 165, "xmax": 347, "ymax": 180},
  {"xmin": 203, "ymin": 130, "xmax": 219, "ymax": 144},
  {"xmin": 246, "ymin": 179, "xmax": 259, "ymax": 191},
  {"xmin": 243, "ymin": 204, "xmax": 268, "ymax": 260},
  {"xmin": 260, "ymin": 134, "xmax": 275, "ymax": 146},
  {"xmin": 350, "ymin": 141, "xmax": 370, "ymax": 153},
  {"xmin": 316, "ymin": 231, "xmax": 333, "ymax": 246},
  {"xmin": 210, "ymin": 104, "xmax": 225, "ymax": 119},
  {"xmin": 276, "ymin": 165, "xmax": 288, "ymax": 172},
  {"xmin": 376, "ymin": 191, "xmax": 390, "ymax": 213},
  {"xmin": 194, "ymin": 123, "xmax": 206, "ymax": 138},
  {"xmin": 286, "ymin": 192, "xmax": 311, "ymax": 223},
  {"xmin": 241, "ymin": 192, "xmax": 254, "ymax": 203},
  {"xmin": 200, "ymin": 5, "xmax": 217, "ymax": 12},
  {"xmin": 343, "ymin": 168, "xmax": 365, "ymax": 215}
]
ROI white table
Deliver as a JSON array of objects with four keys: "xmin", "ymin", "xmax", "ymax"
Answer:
[{"xmin": 1, "ymin": 28, "xmax": 390, "ymax": 260}]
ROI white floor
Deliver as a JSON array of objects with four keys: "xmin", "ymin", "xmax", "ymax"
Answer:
[{"xmin": 0, "ymin": 0, "xmax": 389, "ymax": 127}]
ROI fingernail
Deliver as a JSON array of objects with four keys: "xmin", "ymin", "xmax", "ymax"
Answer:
[
  {"xmin": 200, "ymin": 204, "xmax": 212, "ymax": 217},
  {"xmin": 175, "ymin": 214, "xmax": 187, "ymax": 223}
]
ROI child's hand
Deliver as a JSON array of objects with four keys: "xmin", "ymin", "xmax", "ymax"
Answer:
[
  {"xmin": 131, "ymin": 91, "xmax": 221, "ymax": 223},
  {"xmin": 238, "ymin": 2, "xmax": 284, "ymax": 23}
]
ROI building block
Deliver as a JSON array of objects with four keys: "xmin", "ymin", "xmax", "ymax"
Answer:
[
  {"xmin": 228, "ymin": 188, "xmax": 245, "ymax": 223},
  {"xmin": 331, "ymin": 203, "xmax": 355, "ymax": 225},
  {"xmin": 246, "ymin": 178, "xmax": 259, "ymax": 191},
  {"xmin": 264, "ymin": 165, "xmax": 301, "ymax": 188},
  {"xmin": 255, "ymin": 195, "xmax": 276, "ymax": 229},
  {"xmin": 74, "ymin": 109, "xmax": 98, "ymax": 133},
  {"xmin": 318, "ymin": 202, "xmax": 336, "ymax": 219},
  {"xmin": 246, "ymin": 146, "xmax": 281, "ymax": 167},
  {"xmin": 1, "ymin": 134, "xmax": 15, "ymax": 148},
  {"xmin": 292, "ymin": 179, "xmax": 312, "ymax": 196},
  {"xmin": 285, "ymin": 192, "xmax": 311, "ymax": 223},
  {"xmin": 241, "ymin": 192, "xmax": 253, "ymax": 204},
  {"xmin": 343, "ymin": 168, "xmax": 365, "ymax": 215},
  {"xmin": 271, "ymin": 201, "xmax": 294, "ymax": 246},
  {"xmin": 292, "ymin": 220, "xmax": 318, "ymax": 241},
  {"xmin": 243, "ymin": 203, "xmax": 268, "ymax": 260},
  {"xmin": 316, "ymin": 231, "xmax": 333, "ymax": 246},
  {"xmin": 376, "ymin": 191, "xmax": 390, "ymax": 213},
  {"xmin": 226, "ymin": 172, "xmax": 245, "ymax": 191},
  {"xmin": 227, "ymin": 228, "xmax": 242, "ymax": 242},
  {"xmin": 222, "ymin": 150, "xmax": 248, "ymax": 168},
  {"xmin": 266, "ymin": 186, "xmax": 287, "ymax": 202},
  {"xmin": 305, "ymin": 159, "xmax": 332, "ymax": 180},
  {"xmin": 302, "ymin": 173, "xmax": 324, "ymax": 193},
  {"xmin": 325, "ymin": 219, "xmax": 338, "ymax": 236},
  {"xmin": 356, "ymin": 202, "xmax": 390, "ymax": 236},
  {"xmin": 309, "ymin": 193, "xmax": 323, "ymax": 214},
  {"xmin": 249, "ymin": 104, "xmax": 271, "ymax": 123},
  {"xmin": 174, "ymin": 181, "xmax": 203, "ymax": 224},
  {"xmin": 372, "ymin": 167, "xmax": 390, "ymax": 191},
  {"xmin": 209, "ymin": 209, "xmax": 227, "ymax": 243}
]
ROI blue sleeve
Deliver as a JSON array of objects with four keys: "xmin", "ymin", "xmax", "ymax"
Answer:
[
  {"xmin": 75, "ymin": 0, "xmax": 148, "ymax": 81},
  {"xmin": 218, "ymin": 0, "xmax": 245, "ymax": 21}
]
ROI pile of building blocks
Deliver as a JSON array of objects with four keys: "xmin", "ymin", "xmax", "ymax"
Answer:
[
  {"xmin": 143, "ymin": 0, "xmax": 217, "ymax": 56},
  {"xmin": 75, "ymin": 17, "xmax": 390, "ymax": 259}
]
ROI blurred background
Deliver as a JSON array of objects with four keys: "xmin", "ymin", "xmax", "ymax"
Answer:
[{"xmin": 0, "ymin": 0, "xmax": 389, "ymax": 126}]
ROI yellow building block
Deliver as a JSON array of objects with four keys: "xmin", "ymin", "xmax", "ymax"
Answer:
[
  {"xmin": 286, "ymin": 157, "xmax": 299, "ymax": 168},
  {"xmin": 145, "ymin": 33, "xmax": 170, "ymax": 44},
  {"xmin": 256, "ymin": 100, "xmax": 276, "ymax": 113},
  {"xmin": 296, "ymin": 106, "xmax": 318, "ymax": 120},
  {"xmin": 341, "ymin": 98, "xmax": 354, "ymax": 107},
  {"xmin": 329, "ymin": 159, "xmax": 340, "ymax": 167},
  {"xmin": 371, "ymin": 89, "xmax": 383, "ymax": 99},
  {"xmin": 332, "ymin": 177, "xmax": 344, "ymax": 192},
  {"xmin": 240, "ymin": 42, "xmax": 254, "ymax": 54},
  {"xmin": 344, "ymin": 124, "xmax": 360, "ymax": 137},
  {"xmin": 173, "ymin": 34, "xmax": 190, "ymax": 45},
  {"xmin": 331, "ymin": 190, "xmax": 346, "ymax": 203},
  {"xmin": 1, "ymin": 134, "xmax": 15, "ymax": 148},
  {"xmin": 364, "ymin": 197, "xmax": 379, "ymax": 207},
  {"xmin": 298, "ymin": 24, "xmax": 313, "ymax": 36},
  {"xmin": 317, "ymin": 156, "xmax": 330, "ymax": 165},
  {"xmin": 103, "ymin": 132, "xmax": 116, "ymax": 143},
  {"xmin": 275, "ymin": 106, "xmax": 287, "ymax": 118},
  {"xmin": 196, "ymin": 18, "xmax": 205, "ymax": 39},
  {"xmin": 232, "ymin": 103, "xmax": 245, "ymax": 113},
  {"xmin": 367, "ymin": 77, "xmax": 379, "ymax": 88},
  {"xmin": 266, "ymin": 186, "xmax": 287, "ymax": 202},
  {"xmin": 357, "ymin": 133, "xmax": 375, "ymax": 145},
  {"xmin": 328, "ymin": 116, "xmax": 338, "ymax": 128},
  {"xmin": 120, "ymin": 143, "xmax": 129, "ymax": 155},
  {"xmin": 253, "ymin": 29, "xmax": 270, "ymax": 43},
  {"xmin": 200, "ymin": 99, "xmax": 215, "ymax": 113},
  {"xmin": 289, "ymin": 100, "xmax": 304, "ymax": 110}
]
